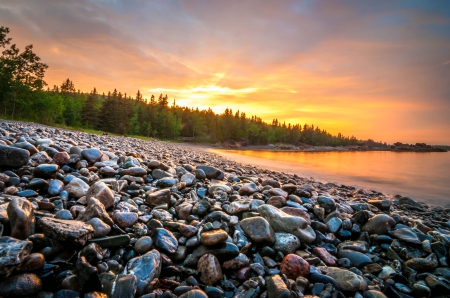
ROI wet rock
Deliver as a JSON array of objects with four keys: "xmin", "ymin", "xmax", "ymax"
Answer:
[
  {"xmin": 48, "ymin": 179, "xmax": 65, "ymax": 196},
  {"xmin": 77, "ymin": 197, "xmax": 114, "ymax": 226},
  {"xmin": 258, "ymin": 204, "xmax": 316, "ymax": 244},
  {"xmin": 0, "ymin": 145, "xmax": 30, "ymax": 168},
  {"xmin": 17, "ymin": 252, "xmax": 45, "ymax": 273},
  {"xmin": 38, "ymin": 217, "xmax": 94, "ymax": 245},
  {"xmin": 280, "ymin": 206, "xmax": 311, "ymax": 225},
  {"xmin": 86, "ymin": 181, "xmax": 115, "ymax": 209},
  {"xmin": 392, "ymin": 228, "xmax": 422, "ymax": 245},
  {"xmin": 179, "ymin": 289, "xmax": 209, "ymax": 298},
  {"xmin": 53, "ymin": 151, "xmax": 70, "ymax": 165},
  {"xmin": 201, "ymin": 229, "xmax": 228, "ymax": 246},
  {"xmin": 75, "ymin": 255, "xmax": 101, "ymax": 292},
  {"xmin": 134, "ymin": 236, "xmax": 153, "ymax": 254},
  {"xmin": 198, "ymin": 253, "xmax": 223, "ymax": 285},
  {"xmin": 183, "ymin": 242, "xmax": 239, "ymax": 267},
  {"xmin": 326, "ymin": 216, "xmax": 342, "ymax": 233},
  {"xmin": 280, "ymin": 254, "xmax": 310, "ymax": 279},
  {"xmin": 88, "ymin": 235, "xmax": 130, "ymax": 248},
  {"xmin": 81, "ymin": 148, "xmax": 103, "ymax": 163},
  {"xmin": 123, "ymin": 249, "xmax": 161, "ymax": 296},
  {"xmin": 404, "ymin": 253, "xmax": 438, "ymax": 272},
  {"xmin": 238, "ymin": 183, "xmax": 258, "ymax": 196},
  {"xmin": 337, "ymin": 249, "xmax": 372, "ymax": 268},
  {"xmin": 65, "ymin": 177, "xmax": 90, "ymax": 199},
  {"xmin": 0, "ymin": 273, "xmax": 42, "ymax": 297},
  {"xmin": 152, "ymin": 228, "xmax": 178, "ymax": 254},
  {"xmin": 313, "ymin": 247, "xmax": 336, "ymax": 266},
  {"xmin": 362, "ymin": 214, "xmax": 396, "ymax": 235},
  {"xmin": 100, "ymin": 273, "xmax": 136, "ymax": 298},
  {"xmin": 196, "ymin": 165, "xmax": 224, "ymax": 180},
  {"xmin": 324, "ymin": 267, "xmax": 367, "ymax": 292},
  {"xmin": 240, "ymin": 216, "xmax": 275, "ymax": 245},
  {"xmin": 146, "ymin": 189, "xmax": 171, "ymax": 206},
  {"xmin": 7, "ymin": 196, "xmax": 35, "ymax": 239},
  {"xmin": 273, "ymin": 232, "xmax": 301, "ymax": 254},
  {"xmin": 112, "ymin": 212, "xmax": 138, "ymax": 229},
  {"xmin": 317, "ymin": 196, "xmax": 336, "ymax": 212},
  {"xmin": 267, "ymin": 274, "xmax": 290, "ymax": 298},
  {"xmin": 87, "ymin": 218, "xmax": 111, "ymax": 238},
  {"xmin": 34, "ymin": 164, "xmax": 59, "ymax": 178},
  {"xmin": 0, "ymin": 237, "xmax": 33, "ymax": 277}
]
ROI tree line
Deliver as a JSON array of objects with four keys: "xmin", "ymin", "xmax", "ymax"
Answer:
[{"xmin": 0, "ymin": 26, "xmax": 359, "ymax": 146}]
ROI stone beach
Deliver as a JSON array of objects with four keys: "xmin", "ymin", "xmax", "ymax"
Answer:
[{"xmin": 1, "ymin": 120, "xmax": 450, "ymax": 298}]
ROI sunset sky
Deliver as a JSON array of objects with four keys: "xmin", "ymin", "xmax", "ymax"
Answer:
[{"xmin": 1, "ymin": 1, "xmax": 449, "ymax": 144}]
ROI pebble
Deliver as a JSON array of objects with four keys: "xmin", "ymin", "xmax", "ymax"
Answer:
[{"xmin": 0, "ymin": 121, "xmax": 448, "ymax": 298}]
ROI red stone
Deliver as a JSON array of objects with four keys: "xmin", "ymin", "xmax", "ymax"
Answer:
[
  {"xmin": 312, "ymin": 247, "xmax": 336, "ymax": 266},
  {"xmin": 53, "ymin": 152, "xmax": 70, "ymax": 165},
  {"xmin": 280, "ymin": 254, "xmax": 310, "ymax": 279}
]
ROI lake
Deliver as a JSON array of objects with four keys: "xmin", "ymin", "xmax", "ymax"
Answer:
[{"xmin": 210, "ymin": 149, "xmax": 450, "ymax": 207}]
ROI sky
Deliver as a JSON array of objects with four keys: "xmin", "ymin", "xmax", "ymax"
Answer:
[{"xmin": 1, "ymin": 0, "xmax": 449, "ymax": 144}]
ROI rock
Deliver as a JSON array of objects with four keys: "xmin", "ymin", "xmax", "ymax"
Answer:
[
  {"xmin": 240, "ymin": 216, "xmax": 275, "ymax": 245},
  {"xmin": 362, "ymin": 214, "xmax": 396, "ymax": 235},
  {"xmin": 222, "ymin": 253, "xmax": 250, "ymax": 270},
  {"xmin": 238, "ymin": 183, "xmax": 258, "ymax": 196},
  {"xmin": 365, "ymin": 290, "xmax": 388, "ymax": 298},
  {"xmin": 17, "ymin": 252, "xmax": 45, "ymax": 272},
  {"xmin": 324, "ymin": 267, "xmax": 367, "ymax": 292},
  {"xmin": 258, "ymin": 204, "xmax": 316, "ymax": 244},
  {"xmin": 77, "ymin": 197, "xmax": 114, "ymax": 226},
  {"xmin": 38, "ymin": 217, "xmax": 94, "ymax": 245},
  {"xmin": 226, "ymin": 200, "xmax": 250, "ymax": 214},
  {"xmin": 100, "ymin": 273, "xmax": 136, "ymax": 298},
  {"xmin": 313, "ymin": 247, "xmax": 336, "ymax": 266},
  {"xmin": 273, "ymin": 233, "xmax": 301, "ymax": 255},
  {"xmin": 123, "ymin": 249, "xmax": 161, "ymax": 296},
  {"xmin": 0, "ymin": 145, "xmax": 30, "ymax": 168},
  {"xmin": 368, "ymin": 199, "xmax": 391, "ymax": 211},
  {"xmin": 86, "ymin": 181, "xmax": 115, "ymax": 209},
  {"xmin": 179, "ymin": 289, "xmax": 209, "ymax": 298},
  {"xmin": 53, "ymin": 151, "xmax": 70, "ymax": 165},
  {"xmin": 65, "ymin": 177, "xmax": 90, "ymax": 199},
  {"xmin": 412, "ymin": 281, "xmax": 431, "ymax": 298},
  {"xmin": 48, "ymin": 179, "xmax": 65, "ymax": 196},
  {"xmin": 81, "ymin": 148, "xmax": 103, "ymax": 163},
  {"xmin": 196, "ymin": 165, "xmax": 224, "ymax": 180},
  {"xmin": 180, "ymin": 172, "xmax": 196, "ymax": 185},
  {"xmin": 317, "ymin": 196, "xmax": 336, "ymax": 212},
  {"xmin": 34, "ymin": 164, "xmax": 59, "ymax": 178},
  {"xmin": 280, "ymin": 254, "xmax": 310, "ymax": 279},
  {"xmin": 326, "ymin": 217, "xmax": 342, "ymax": 233},
  {"xmin": 267, "ymin": 274, "xmax": 290, "ymax": 298},
  {"xmin": 146, "ymin": 189, "xmax": 171, "ymax": 206},
  {"xmin": 75, "ymin": 255, "xmax": 100, "ymax": 292},
  {"xmin": 88, "ymin": 235, "xmax": 130, "ymax": 248},
  {"xmin": 200, "ymin": 229, "xmax": 228, "ymax": 246},
  {"xmin": 280, "ymin": 206, "xmax": 311, "ymax": 225},
  {"xmin": 7, "ymin": 197, "xmax": 35, "ymax": 239},
  {"xmin": 392, "ymin": 228, "xmax": 422, "ymax": 245},
  {"xmin": 0, "ymin": 273, "xmax": 42, "ymax": 297},
  {"xmin": 112, "ymin": 212, "xmax": 138, "ymax": 229},
  {"xmin": 87, "ymin": 218, "xmax": 111, "ymax": 238},
  {"xmin": 134, "ymin": 236, "xmax": 153, "ymax": 254},
  {"xmin": 404, "ymin": 253, "xmax": 438, "ymax": 271},
  {"xmin": 183, "ymin": 242, "xmax": 239, "ymax": 267},
  {"xmin": 337, "ymin": 249, "xmax": 372, "ymax": 268},
  {"xmin": 152, "ymin": 228, "xmax": 178, "ymax": 254},
  {"xmin": 198, "ymin": 253, "xmax": 223, "ymax": 285},
  {"xmin": 0, "ymin": 237, "xmax": 33, "ymax": 277}
]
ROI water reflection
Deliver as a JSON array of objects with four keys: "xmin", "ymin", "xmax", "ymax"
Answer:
[{"xmin": 211, "ymin": 150, "xmax": 450, "ymax": 206}]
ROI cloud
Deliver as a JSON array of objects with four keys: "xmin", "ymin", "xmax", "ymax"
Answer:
[{"xmin": 1, "ymin": 0, "xmax": 449, "ymax": 143}]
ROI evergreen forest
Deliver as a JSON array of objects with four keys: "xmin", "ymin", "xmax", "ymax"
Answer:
[{"xmin": 0, "ymin": 26, "xmax": 361, "ymax": 147}]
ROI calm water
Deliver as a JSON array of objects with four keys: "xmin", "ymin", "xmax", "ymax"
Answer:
[{"xmin": 211, "ymin": 150, "xmax": 450, "ymax": 206}]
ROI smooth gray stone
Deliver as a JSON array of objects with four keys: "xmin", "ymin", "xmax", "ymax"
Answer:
[
  {"xmin": 123, "ymin": 249, "xmax": 161, "ymax": 296},
  {"xmin": 0, "ymin": 237, "xmax": 33, "ymax": 277}
]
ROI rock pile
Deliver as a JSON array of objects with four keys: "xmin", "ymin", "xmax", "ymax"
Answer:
[{"xmin": 1, "ymin": 120, "xmax": 450, "ymax": 298}]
